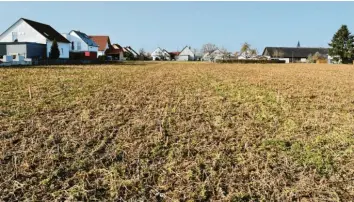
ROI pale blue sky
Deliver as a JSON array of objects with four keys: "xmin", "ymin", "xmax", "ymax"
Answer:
[{"xmin": 0, "ymin": 2, "xmax": 353, "ymax": 54}]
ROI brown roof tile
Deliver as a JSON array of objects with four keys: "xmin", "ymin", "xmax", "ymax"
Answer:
[{"xmin": 89, "ymin": 36, "xmax": 111, "ymax": 51}]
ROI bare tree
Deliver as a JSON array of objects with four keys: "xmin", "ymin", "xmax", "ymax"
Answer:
[
  {"xmin": 201, "ymin": 43, "xmax": 218, "ymax": 54},
  {"xmin": 139, "ymin": 48, "xmax": 146, "ymax": 55},
  {"xmin": 219, "ymin": 47, "xmax": 229, "ymax": 60},
  {"xmin": 240, "ymin": 42, "xmax": 250, "ymax": 54}
]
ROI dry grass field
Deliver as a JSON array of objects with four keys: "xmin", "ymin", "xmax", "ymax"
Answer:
[{"xmin": 1, "ymin": 62, "xmax": 354, "ymax": 201}]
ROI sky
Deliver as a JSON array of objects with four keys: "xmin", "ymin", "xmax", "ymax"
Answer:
[{"xmin": 1, "ymin": 2, "xmax": 354, "ymax": 54}]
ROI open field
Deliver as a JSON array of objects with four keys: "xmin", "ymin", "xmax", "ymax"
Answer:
[{"xmin": 1, "ymin": 62, "xmax": 354, "ymax": 201}]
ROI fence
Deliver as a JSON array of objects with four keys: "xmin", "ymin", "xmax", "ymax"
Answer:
[{"xmin": 33, "ymin": 59, "xmax": 124, "ymax": 66}]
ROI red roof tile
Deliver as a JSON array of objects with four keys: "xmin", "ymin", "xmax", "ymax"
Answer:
[
  {"xmin": 169, "ymin": 52, "xmax": 180, "ymax": 56},
  {"xmin": 88, "ymin": 36, "xmax": 111, "ymax": 51}
]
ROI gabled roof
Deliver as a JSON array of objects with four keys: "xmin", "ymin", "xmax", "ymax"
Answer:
[
  {"xmin": 112, "ymin": 44, "xmax": 123, "ymax": 49},
  {"xmin": 169, "ymin": 52, "xmax": 180, "ymax": 56},
  {"xmin": 21, "ymin": 18, "xmax": 70, "ymax": 43},
  {"xmin": 89, "ymin": 36, "xmax": 111, "ymax": 51},
  {"xmin": 262, "ymin": 47, "xmax": 329, "ymax": 58},
  {"xmin": 70, "ymin": 30, "xmax": 98, "ymax": 47},
  {"xmin": 125, "ymin": 46, "xmax": 139, "ymax": 56},
  {"xmin": 179, "ymin": 46, "xmax": 195, "ymax": 56}
]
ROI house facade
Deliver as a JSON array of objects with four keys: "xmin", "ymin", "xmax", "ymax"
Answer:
[
  {"xmin": 62, "ymin": 30, "xmax": 98, "ymax": 59},
  {"xmin": 202, "ymin": 49, "xmax": 224, "ymax": 61},
  {"xmin": 176, "ymin": 46, "xmax": 195, "ymax": 61},
  {"xmin": 262, "ymin": 47, "xmax": 329, "ymax": 63},
  {"xmin": 151, "ymin": 47, "xmax": 171, "ymax": 60},
  {"xmin": 89, "ymin": 35, "xmax": 111, "ymax": 57},
  {"xmin": 105, "ymin": 43, "xmax": 124, "ymax": 61},
  {"xmin": 0, "ymin": 18, "xmax": 70, "ymax": 59}
]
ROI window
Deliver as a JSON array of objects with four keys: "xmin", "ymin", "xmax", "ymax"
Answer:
[
  {"xmin": 71, "ymin": 42, "xmax": 75, "ymax": 50},
  {"xmin": 12, "ymin": 32, "xmax": 18, "ymax": 42},
  {"xmin": 77, "ymin": 42, "xmax": 81, "ymax": 51},
  {"xmin": 61, "ymin": 48, "xmax": 63, "ymax": 55}
]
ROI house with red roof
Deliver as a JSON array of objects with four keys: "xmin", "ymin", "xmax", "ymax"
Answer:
[
  {"xmin": 89, "ymin": 35, "xmax": 124, "ymax": 60},
  {"xmin": 89, "ymin": 35, "xmax": 111, "ymax": 57}
]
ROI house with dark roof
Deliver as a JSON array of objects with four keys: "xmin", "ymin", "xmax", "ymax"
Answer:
[
  {"xmin": 123, "ymin": 46, "xmax": 139, "ymax": 60},
  {"xmin": 0, "ymin": 18, "xmax": 70, "ymax": 59},
  {"xmin": 62, "ymin": 30, "xmax": 99, "ymax": 59},
  {"xmin": 88, "ymin": 35, "xmax": 111, "ymax": 57},
  {"xmin": 262, "ymin": 46, "xmax": 329, "ymax": 63},
  {"xmin": 176, "ymin": 46, "xmax": 195, "ymax": 61},
  {"xmin": 151, "ymin": 47, "xmax": 171, "ymax": 61}
]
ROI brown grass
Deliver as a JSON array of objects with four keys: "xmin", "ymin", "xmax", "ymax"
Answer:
[{"xmin": 1, "ymin": 62, "xmax": 354, "ymax": 201}]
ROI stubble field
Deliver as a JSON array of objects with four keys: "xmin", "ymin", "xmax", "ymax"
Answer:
[{"xmin": 1, "ymin": 62, "xmax": 354, "ymax": 201}]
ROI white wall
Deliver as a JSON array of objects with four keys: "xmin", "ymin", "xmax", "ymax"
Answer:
[
  {"xmin": 97, "ymin": 51, "xmax": 105, "ymax": 57},
  {"xmin": 46, "ymin": 41, "xmax": 70, "ymax": 59},
  {"xmin": 65, "ymin": 31, "xmax": 98, "ymax": 53},
  {"xmin": 151, "ymin": 48, "xmax": 163, "ymax": 57},
  {"xmin": 177, "ymin": 55, "xmax": 189, "ymax": 61},
  {"xmin": 179, "ymin": 47, "xmax": 195, "ymax": 61},
  {"xmin": 277, "ymin": 58, "xmax": 290, "ymax": 63},
  {"xmin": 152, "ymin": 48, "xmax": 170, "ymax": 60},
  {"xmin": 96, "ymin": 43, "xmax": 109, "ymax": 57},
  {"xmin": 0, "ymin": 19, "xmax": 46, "ymax": 44}
]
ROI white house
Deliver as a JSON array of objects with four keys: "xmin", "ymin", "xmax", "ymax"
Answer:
[
  {"xmin": 62, "ymin": 30, "xmax": 98, "ymax": 53},
  {"xmin": 151, "ymin": 47, "xmax": 171, "ymax": 60},
  {"xmin": 202, "ymin": 49, "xmax": 224, "ymax": 61},
  {"xmin": 0, "ymin": 18, "xmax": 70, "ymax": 59},
  {"xmin": 177, "ymin": 46, "xmax": 195, "ymax": 61}
]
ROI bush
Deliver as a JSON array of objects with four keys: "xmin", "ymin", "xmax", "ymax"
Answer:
[{"xmin": 98, "ymin": 55, "xmax": 107, "ymax": 61}]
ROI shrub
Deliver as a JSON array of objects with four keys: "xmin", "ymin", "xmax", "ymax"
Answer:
[{"xmin": 216, "ymin": 59, "xmax": 286, "ymax": 64}]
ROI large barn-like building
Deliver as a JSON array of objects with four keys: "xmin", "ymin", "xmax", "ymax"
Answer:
[{"xmin": 262, "ymin": 46, "xmax": 329, "ymax": 63}]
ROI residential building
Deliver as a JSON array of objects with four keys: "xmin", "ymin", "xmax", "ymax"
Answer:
[
  {"xmin": 262, "ymin": 47, "xmax": 329, "ymax": 63},
  {"xmin": 88, "ymin": 35, "xmax": 111, "ymax": 57},
  {"xmin": 151, "ymin": 47, "xmax": 171, "ymax": 60},
  {"xmin": 106, "ymin": 43, "xmax": 124, "ymax": 61},
  {"xmin": 62, "ymin": 30, "xmax": 98, "ymax": 59},
  {"xmin": 0, "ymin": 18, "xmax": 70, "ymax": 58},
  {"xmin": 176, "ymin": 46, "xmax": 195, "ymax": 61}
]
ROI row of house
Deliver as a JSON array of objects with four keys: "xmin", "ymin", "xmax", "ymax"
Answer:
[
  {"xmin": 149, "ymin": 42, "xmax": 331, "ymax": 64},
  {"xmin": 199, "ymin": 42, "xmax": 330, "ymax": 63},
  {"xmin": 0, "ymin": 18, "xmax": 139, "ymax": 61},
  {"xmin": 0, "ymin": 17, "xmax": 332, "ymax": 64},
  {"xmin": 151, "ymin": 46, "xmax": 198, "ymax": 61}
]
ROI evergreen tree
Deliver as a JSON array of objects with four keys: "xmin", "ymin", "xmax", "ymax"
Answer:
[
  {"xmin": 328, "ymin": 25, "xmax": 354, "ymax": 63},
  {"xmin": 49, "ymin": 39, "xmax": 60, "ymax": 59}
]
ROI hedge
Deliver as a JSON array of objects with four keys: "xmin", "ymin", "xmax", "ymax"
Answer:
[{"xmin": 216, "ymin": 59, "xmax": 286, "ymax": 64}]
